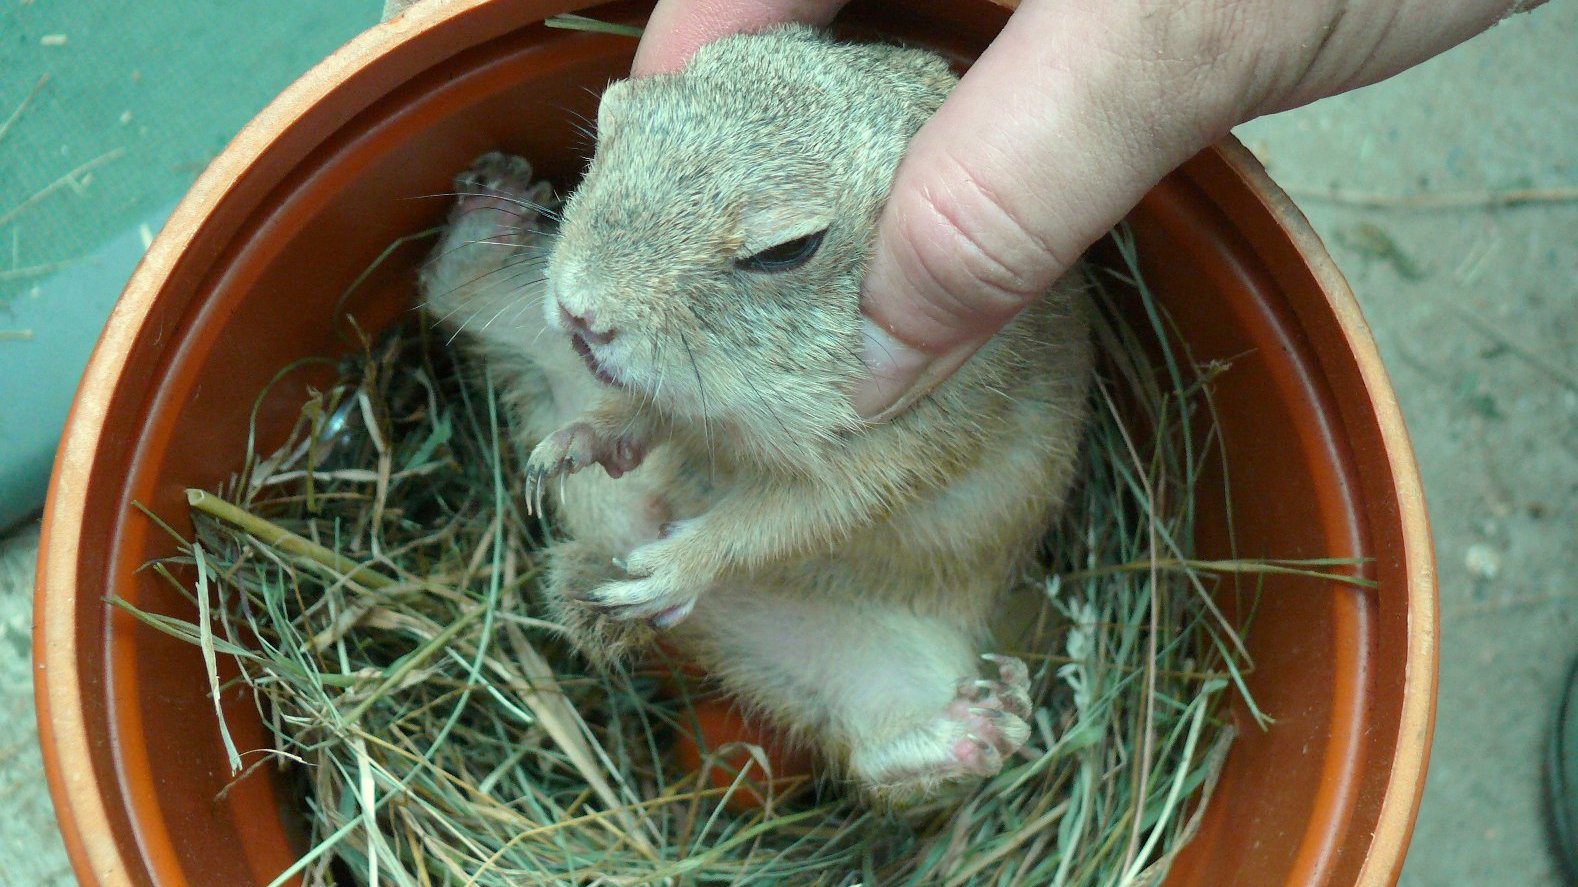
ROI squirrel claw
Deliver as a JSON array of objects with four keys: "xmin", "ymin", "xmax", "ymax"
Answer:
[
  {"xmin": 523, "ymin": 420, "xmax": 649, "ymax": 514},
  {"xmin": 574, "ymin": 573, "xmax": 698, "ymax": 625}
]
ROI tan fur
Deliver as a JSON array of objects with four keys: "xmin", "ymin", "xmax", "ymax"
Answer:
[{"xmin": 420, "ymin": 28, "xmax": 1093, "ymax": 807}]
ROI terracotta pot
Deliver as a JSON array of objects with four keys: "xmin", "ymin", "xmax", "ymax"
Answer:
[{"xmin": 33, "ymin": 1, "xmax": 1437, "ymax": 884}]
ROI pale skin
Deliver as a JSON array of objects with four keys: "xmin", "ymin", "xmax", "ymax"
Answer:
[{"xmin": 633, "ymin": 0, "xmax": 1549, "ymax": 420}]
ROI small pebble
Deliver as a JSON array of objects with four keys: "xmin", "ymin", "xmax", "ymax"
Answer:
[{"xmin": 1465, "ymin": 543, "xmax": 1501, "ymax": 580}]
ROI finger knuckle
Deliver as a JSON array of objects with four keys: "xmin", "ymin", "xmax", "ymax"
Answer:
[{"xmin": 900, "ymin": 160, "xmax": 1067, "ymax": 330}]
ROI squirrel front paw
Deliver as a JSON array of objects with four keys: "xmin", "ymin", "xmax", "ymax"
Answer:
[
  {"xmin": 573, "ymin": 570, "xmax": 700, "ymax": 628},
  {"xmin": 542, "ymin": 540, "xmax": 657, "ymax": 667},
  {"xmin": 524, "ymin": 420, "xmax": 648, "ymax": 513},
  {"xmin": 566, "ymin": 534, "xmax": 704, "ymax": 627},
  {"xmin": 451, "ymin": 151, "xmax": 555, "ymax": 232}
]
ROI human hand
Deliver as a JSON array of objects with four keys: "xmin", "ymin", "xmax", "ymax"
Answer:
[{"xmin": 634, "ymin": 0, "xmax": 1543, "ymax": 420}]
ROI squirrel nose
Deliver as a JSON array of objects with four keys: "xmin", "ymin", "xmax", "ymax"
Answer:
[{"xmin": 559, "ymin": 305, "xmax": 616, "ymax": 345}]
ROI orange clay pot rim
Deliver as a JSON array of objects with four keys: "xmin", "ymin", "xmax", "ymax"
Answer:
[
  {"xmin": 1216, "ymin": 138, "xmax": 1439, "ymax": 886},
  {"xmin": 34, "ymin": 2, "xmax": 1437, "ymax": 885}
]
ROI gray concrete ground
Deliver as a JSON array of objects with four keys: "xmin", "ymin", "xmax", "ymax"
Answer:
[
  {"xmin": 0, "ymin": 523, "xmax": 67, "ymax": 886},
  {"xmin": 0, "ymin": 1, "xmax": 1574, "ymax": 884}
]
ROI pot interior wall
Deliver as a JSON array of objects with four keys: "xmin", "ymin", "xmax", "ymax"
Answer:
[{"xmin": 50, "ymin": 2, "xmax": 1414, "ymax": 884}]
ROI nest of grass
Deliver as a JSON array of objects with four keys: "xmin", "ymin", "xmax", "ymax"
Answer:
[{"xmin": 120, "ymin": 228, "xmax": 1322, "ymax": 886}]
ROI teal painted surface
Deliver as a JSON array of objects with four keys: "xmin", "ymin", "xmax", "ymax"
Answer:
[
  {"xmin": 0, "ymin": 1, "xmax": 373, "ymax": 531},
  {"xmin": 0, "ymin": 205, "xmax": 169, "ymax": 530}
]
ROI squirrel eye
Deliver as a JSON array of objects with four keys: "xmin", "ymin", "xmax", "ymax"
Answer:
[{"xmin": 735, "ymin": 229, "xmax": 827, "ymax": 273}]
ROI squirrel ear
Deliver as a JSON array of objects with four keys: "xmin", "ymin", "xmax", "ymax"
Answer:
[
  {"xmin": 873, "ymin": 45, "xmax": 957, "ymax": 105},
  {"xmin": 595, "ymin": 79, "xmax": 632, "ymax": 138}
]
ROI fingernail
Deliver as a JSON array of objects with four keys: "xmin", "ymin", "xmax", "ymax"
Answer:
[
  {"xmin": 854, "ymin": 318, "xmax": 933, "ymax": 420},
  {"xmin": 854, "ymin": 318, "xmax": 986, "ymax": 423}
]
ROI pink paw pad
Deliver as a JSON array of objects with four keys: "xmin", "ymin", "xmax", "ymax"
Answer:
[
  {"xmin": 848, "ymin": 653, "xmax": 1036, "ymax": 806},
  {"xmin": 945, "ymin": 654, "xmax": 1034, "ymax": 774},
  {"xmin": 452, "ymin": 152, "xmax": 555, "ymax": 235}
]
